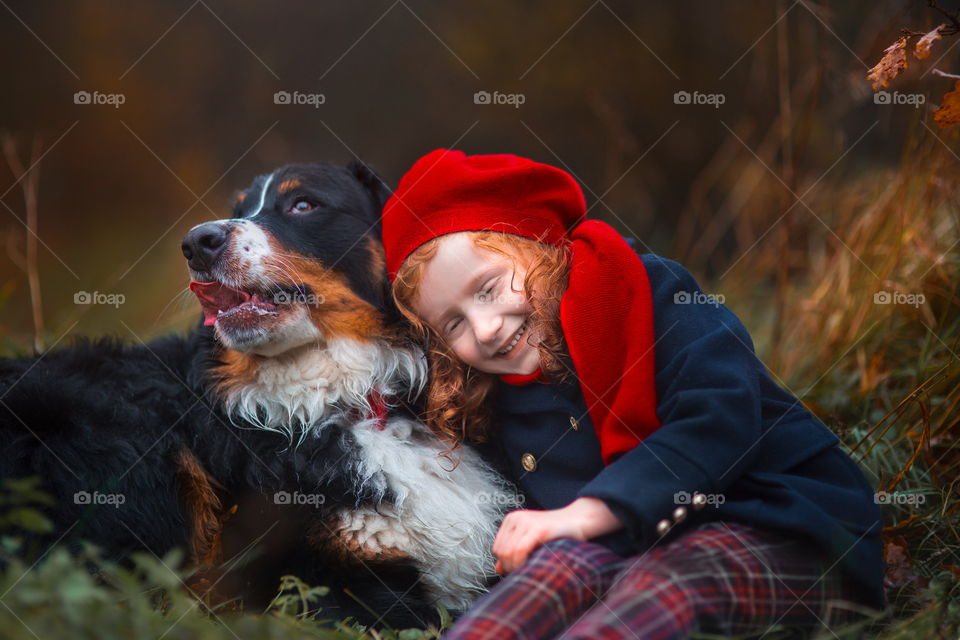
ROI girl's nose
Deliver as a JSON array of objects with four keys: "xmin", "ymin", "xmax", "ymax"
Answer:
[{"xmin": 473, "ymin": 313, "xmax": 503, "ymax": 346}]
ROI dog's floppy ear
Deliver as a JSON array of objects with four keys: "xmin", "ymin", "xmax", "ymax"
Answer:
[
  {"xmin": 349, "ymin": 160, "xmax": 392, "ymax": 211},
  {"xmin": 347, "ymin": 160, "xmax": 402, "ymax": 323}
]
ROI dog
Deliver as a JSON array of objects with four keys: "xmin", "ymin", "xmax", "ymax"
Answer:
[{"xmin": 0, "ymin": 160, "xmax": 519, "ymax": 628}]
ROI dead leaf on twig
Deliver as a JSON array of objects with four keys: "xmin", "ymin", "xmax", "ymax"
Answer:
[
  {"xmin": 868, "ymin": 37, "xmax": 909, "ymax": 91},
  {"xmin": 914, "ymin": 24, "xmax": 946, "ymax": 60}
]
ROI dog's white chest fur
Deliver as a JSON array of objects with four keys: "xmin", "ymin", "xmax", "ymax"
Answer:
[
  {"xmin": 337, "ymin": 416, "xmax": 520, "ymax": 610},
  {"xmin": 221, "ymin": 338, "xmax": 423, "ymax": 441},
  {"xmin": 220, "ymin": 337, "xmax": 521, "ymax": 610}
]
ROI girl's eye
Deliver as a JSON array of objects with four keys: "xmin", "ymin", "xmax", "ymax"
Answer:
[
  {"xmin": 445, "ymin": 318, "xmax": 462, "ymax": 335},
  {"xmin": 289, "ymin": 199, "xmax": 316, "ymax": 214},
  {"xmin": 476, "ymin": 280, "xmax": 498, "ymax": 303}
]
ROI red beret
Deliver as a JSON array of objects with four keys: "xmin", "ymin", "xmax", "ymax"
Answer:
[{"xmin": 382, "ymin": 149, "xmax": 586, "ymax": 282}]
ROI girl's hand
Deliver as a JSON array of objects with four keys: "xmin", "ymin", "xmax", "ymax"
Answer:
[{"xmin": 492, "ymin": 496, "xmax": 624, "ymax": 575}]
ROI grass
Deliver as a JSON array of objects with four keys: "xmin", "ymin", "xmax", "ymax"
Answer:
[
  {"xmin": 700, "ymin": 128, "xmax": 960, "ymax": 638},
  {"xmin": 0, "ymin": 477, "xmax": 452, "ymax": 639}
]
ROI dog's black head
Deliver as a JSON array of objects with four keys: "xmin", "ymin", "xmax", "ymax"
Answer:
[{"xmin": 181, "ymin": 161, "xmax": 396, "ymax": 356}]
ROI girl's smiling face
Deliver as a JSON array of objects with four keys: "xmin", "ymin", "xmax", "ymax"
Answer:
[{"xmin": 411, "ymin": 232, "xmax": 542, "ymax": 376}]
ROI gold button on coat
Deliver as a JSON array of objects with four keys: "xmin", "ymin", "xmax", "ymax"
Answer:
[
  {"xmin": 692, "ymin": 492, "xmax": 708, "ymax": 510},
  {"xmin": 521, "ymin": 453, "xmax": 538, "ymax": 472},
  {"xmin": 569, "ymin": 416, "xmax": 580, "ymax": 431},
  {"xmin": 672, "ymin": 506, "xmax": 687, "ymax": 523},
  {"xmin": 656, "ymin": 519, "xmax": 671, "ymax": 536}
]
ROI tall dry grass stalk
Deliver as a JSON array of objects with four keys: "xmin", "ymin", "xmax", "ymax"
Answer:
[
  {"xmin": 2, "ymin": 135, "xmax": 45, "ymax": 353},
  {"xmin": 698, "ymin": 130, "xmax": 959, "ymax": 635}
]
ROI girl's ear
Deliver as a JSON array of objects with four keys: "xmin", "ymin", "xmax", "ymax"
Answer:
[{"xmin": 348, "ymin": 160, "xmax": 393, "ymax": 211}]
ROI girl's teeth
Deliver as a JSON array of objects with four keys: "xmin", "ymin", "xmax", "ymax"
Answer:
[{"xmin": 498, "ymin": 322, "xmax": 526, "ymax": 355}]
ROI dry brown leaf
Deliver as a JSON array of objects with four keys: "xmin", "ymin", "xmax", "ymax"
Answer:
[
  {"xmin": 868, "ymin": 37, "xmax": 909, "ymax": 91},
  {"xmin": 883, "ymin": 538, "xmax": 915, "ymax": 588},
  {"xmin": 934, "ymin": 80, "xmax": 960, "ymax": 128},
  {"xmin": 914, "ymin": 24, "xmax": 946, "ymax": 60}
]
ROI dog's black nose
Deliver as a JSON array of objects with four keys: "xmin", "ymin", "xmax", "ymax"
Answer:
[{"xmin": 182, "ymin": 222, "xmax": 229, "ymax": 272}]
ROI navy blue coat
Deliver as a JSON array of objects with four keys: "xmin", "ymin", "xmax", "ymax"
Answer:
[{"xmin": 472, "ymin": 253, "xmax": 885, "ymax": 610}]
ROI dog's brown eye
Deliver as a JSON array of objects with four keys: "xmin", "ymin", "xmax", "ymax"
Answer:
[{"xmin": 289, "ymin": 199, "xmax": 316, "ymax": 214}]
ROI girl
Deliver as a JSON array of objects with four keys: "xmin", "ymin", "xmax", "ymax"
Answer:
[{"xmin": 381, "ymin": 149, "xmax": 885, "ymax": 639}]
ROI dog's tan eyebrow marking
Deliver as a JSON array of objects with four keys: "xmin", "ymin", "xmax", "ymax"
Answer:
[
  {"xmin": 278, "ymin": 179, "xmax": 301, "ymax": 194},
  {"xmin": 235, "ymin": 191, "xmax": 247, "ymax": 204}
]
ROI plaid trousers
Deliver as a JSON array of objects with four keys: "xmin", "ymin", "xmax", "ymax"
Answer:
[{"xmin": 442, "ymin": 521, "xmax": 881, "ymax": 640}]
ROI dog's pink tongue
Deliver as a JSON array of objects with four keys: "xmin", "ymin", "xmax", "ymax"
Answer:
[{"xmin": 189, "ymin": 281, "xmax": 251, "ymax": 326}]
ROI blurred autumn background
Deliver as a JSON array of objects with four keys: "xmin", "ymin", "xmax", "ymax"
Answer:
[{"xmin": 0, "ymin": 0, "xmax": 959, "ymax": 638}]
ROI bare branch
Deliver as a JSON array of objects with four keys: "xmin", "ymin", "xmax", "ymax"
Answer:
[
  {"xmin": 933, "ymin": 68, "xmax": 960, "ymax": 78},
  {"xmin": 925, "ymin": 0, "xmax": 960, "ymax": 35}
]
